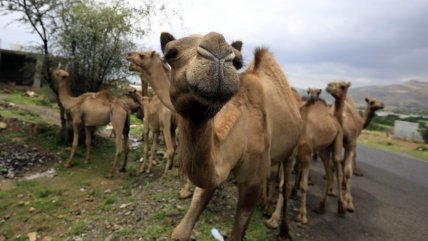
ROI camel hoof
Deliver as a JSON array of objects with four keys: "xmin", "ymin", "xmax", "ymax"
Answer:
[
  {"xmin": 179, "ymin": 190, "xmax": 193, "ymax": 199},
  {"xmin": 327, "ymin": 191, "xmax": 336, "ymax": 197},
  {"xmin": 337, "ymin": 202, "xmax": 346, "ymax": 217},
  {"xmin": 296, "ymin": 214, "xmax": 308, "ymax": 224},
  {"xmin": 353, "ymin": 169, "xmax": 364, "ymax": 176},
  {"xmin": 264, "ymin": 218, "xmax": 279, "ymax": 229},
  {"xmin": 277, "ymin": 230, "xmax": 292, "ymax": 241},
  {"xmin": 119, "ymin": 168, "xmax": 126, "ymax": 173}
]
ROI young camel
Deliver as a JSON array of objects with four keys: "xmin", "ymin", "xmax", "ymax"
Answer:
[
  {"xmin": 266, "ymin": 88, "xmax": 345, "ymax": 227},
  {"xmin": 127, "ymin": 89, "xmax": 177, "ymax": 177},
  {"xmin": 295, "ymin": 88, "xmax": 344, "ymax": 223},
  {"xmin": 133, "ymin": 32, "xmax": 302, "ymax": 241},
  {"xmin": 51, "ymin": 69, "xmax": 130, "ymax": 178},
  {"xmin": 326, "ymin": 80, "xmax": 384, "ymax": 211}
]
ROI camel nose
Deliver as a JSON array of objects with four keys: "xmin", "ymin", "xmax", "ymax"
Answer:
[{"xmin": 198, "ymin": 32, "xmax": 232, "ymax": 60}]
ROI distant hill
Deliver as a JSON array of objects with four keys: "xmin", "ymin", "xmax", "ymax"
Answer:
[
  {"xmin": 349, "ymin": 80, "xmax": 428, "ymax": 113},
  {"xmin": 294, "ymin": 80, "xmax": 428, "ymax": 114}
]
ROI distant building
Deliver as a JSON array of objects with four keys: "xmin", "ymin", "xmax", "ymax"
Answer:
[
  {"xmin": 393, "ymin": 120, "xmax": 423, "ymax": 141},
  {"xmin": 0, "ymin": 48, "xmax": 43, "ymax": 89}
]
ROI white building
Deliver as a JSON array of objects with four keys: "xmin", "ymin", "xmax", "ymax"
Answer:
[{"xmin": 393, "ymin": 120, "xmax": 423, "ymax": 141}]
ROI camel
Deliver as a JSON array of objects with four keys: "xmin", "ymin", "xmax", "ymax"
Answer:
[
  {"xmin": 127, "ymin": 89, "xmax": 177, "ymax": 177},
  {"xmin": 265, "ymin": 88, "xmax": 344, "ymax": 227},
  {"xmin": 127, "ymin": 51, "xmax": 195, "ymax": 199},
  {"xmin": 51, "ymin": 68, "xmax": 130, "ymax": 178},
  {"xmin": 294, "ymin": 88, "xmax": 345, "ymax": 223},
  {"xmin": 132, "ymin": 32, "xmax": 302, "ymax": 241},
  {"xmin": 326, "ymin": 80, "xmax": 384, "ymax": 211}
]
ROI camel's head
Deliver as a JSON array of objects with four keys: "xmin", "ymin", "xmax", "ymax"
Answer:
[
  {"xmin": 365, "ymin": 97, "xmax": 384, "ymax": 111},
  {"xmin": 50, "ymin": 68, "xmax": 70, "ymax": 83},
  {"xmin": 307, "ymin": 88, "xmax": 321, "ymax": 99},
  {"xmin": 326, "ymin": 80, "xmax": 351, "ymax": 99},
  {"xmin": 160, "ymin": 32, "xmax": 243, "ymax": 116},
  {"xmin": 127, "ymin": 51, "xmax": 160, "ymax": 75}
]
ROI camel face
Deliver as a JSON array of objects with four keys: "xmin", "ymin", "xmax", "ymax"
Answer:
[
  {"xmin": 160, "ymin": 32, "xmax": 242, "ymax": 109},
  {"xmin": 326, "ymin": 80, "xmax": 351, "ymax": 99},
  {"xmin": 365, "ymin": 97, "xmax": 384, "ymax": 111},
  {"xmin": 51, "ymin": 68, "xmax": 70, "ymax": 83}
]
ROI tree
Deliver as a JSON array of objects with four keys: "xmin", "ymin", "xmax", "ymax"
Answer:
[
  {"xmin": 1, "ymin": 0, "xmax": 181, "ymax": 140},
  {"xmin": 0, "ymin": 0, "xmax": 67, "ymax": 134},
  {"xmin": 419, "ymin": 123, "xmax": 428, "ymax": 143}
]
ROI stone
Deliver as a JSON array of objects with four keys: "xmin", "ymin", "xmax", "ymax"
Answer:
[
  {"xmin": 0, "ymin": 122, "xmax": 6, "ymax": 129},
  {"xmin": 27, "ymin": 232, "xmax": 37, "ymax": 241}
]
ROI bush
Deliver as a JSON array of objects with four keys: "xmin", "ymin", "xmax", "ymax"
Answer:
[{"xmin": 419, "ymin": 123, "xmax": 428, "ymax": 143}]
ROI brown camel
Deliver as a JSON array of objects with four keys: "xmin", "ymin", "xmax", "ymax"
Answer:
[
  {"xmin": 265, "ymin": 88, "xmax": 344, "ymax": 227},
  {"xmin": 127, "ymin": 89, "xmax": 177, "ymax": 177},
  {"xmin": 51, "ymin": 68, "xmax": 130, "ymax": 178},
  {"xmin": 137, "ymin": 32, "xmax": 302, "ymax": 241},
  {"xmin": 326, "ymin": 80, "xmax": 384, "ymax": 211},
  {"xmin": 295, "ymin": 88, "xmax": 344, "ymax": 223}
]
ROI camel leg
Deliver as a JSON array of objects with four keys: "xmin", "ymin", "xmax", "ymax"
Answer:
[
  {"xmin": 146, "ymin": 132, "xmax": 159, "ymax": 174},
  {"xmin": 162, "ymin": 124, "xmax": 175, "ymax": 177},
  {"xmin": 265, "ymin": 163, "xmax": 284, "ymax": 229},
  {"xmin": 290, "ymin": 157, "xmax": 302, "ymax": 199},
  {"xmin": 65, "ymin": 120, "xmax": 81, "ymax": 168},
  {"xmin": 84, "ymin": 126, "xmax": 93, "ymax": 164},
  {"xmin": 296, "ymin": 152, "xmax": 310, "ymax": 224},
  {"xmin": 353, "ymin": 152, "xmax": 363, "ymax": 176},
  {"xmin": 171, "ymin": 187, "xmax": 216, "ymax": 240},
  {"xmin": 140, "ymin": 127, "xmax": 150, "ymax": 173},
  {"xmin": 343, "ymin": 143, "xmax": 356, "ymax": 212},
  {"xmin": 229, "ymin": 183, "xmax": 262, "ymax": 241},
  {"xmin": 278, "ymin": 158, "xmax": 293, "ymax": 241},
  {"xmin": 333, "ymin": 131, "xmax": 346, "ymax": 216},
  {"xmin": 179, "ymin": 178, "xmax": 193, "ymax": 199},
  {"xmin": 107, "ymin": 114, "xmax": 128, "ymax": 177},
  {"xmin": 316, "ymin": 151, "xmax": 333, "ymax": 214},
  {"xmin": 120, "ymin": 129, "xmax": 129, "ymax": 172}
]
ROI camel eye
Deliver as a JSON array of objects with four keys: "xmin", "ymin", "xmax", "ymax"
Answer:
[{"xmin": 233, "ymin": 57, "xmax": 243, "ymax": 70}]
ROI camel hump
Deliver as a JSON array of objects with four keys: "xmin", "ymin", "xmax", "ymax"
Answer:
[{"xmin": 253, "ymin": 47, "xmax": 271, "ymax": 71}]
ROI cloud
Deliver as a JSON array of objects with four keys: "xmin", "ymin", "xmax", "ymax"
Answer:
[{"xmin": 1, "ymin": 0, "xmax": 427, "ymax": 88}]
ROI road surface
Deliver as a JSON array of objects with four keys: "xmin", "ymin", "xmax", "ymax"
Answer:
[{"xmin": 295, "ymin": 145, "xmax": 428, "ymax": 241}]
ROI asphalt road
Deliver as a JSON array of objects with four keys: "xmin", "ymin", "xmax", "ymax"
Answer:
[{"xmin": 298, "ymin": 145, "xmax": 428, "ymax": 241}]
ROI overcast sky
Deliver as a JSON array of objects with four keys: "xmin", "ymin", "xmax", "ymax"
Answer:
[{"xmin": 1, "ymin": 0, "xmax": 427, "ymax": 89}]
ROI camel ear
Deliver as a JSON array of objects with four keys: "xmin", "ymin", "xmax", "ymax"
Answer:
[
  {"xmin": 151, "ymin": 51, "xmax": 156, "ymax": 57},
  {"xmin": 306, "ymin": 89, "xmax": 310, "ymax": 95},
  {"xmin": 317, "ymin": 89, "xmax": 322, "ymax": 95},
  {"xmin": 231, "ymin": 41, "xmax": 243, "ymax": 52},
  {"xmin": 346, "ymin": 82, "xmax": 352, "ymax": 88},
  {"xmin": 365, "ymin": 97, "xmax": 369, "ymax": 103},
  {"xmin": 160, "ymin": 32, "xmax": 175, "ymax": 53}
]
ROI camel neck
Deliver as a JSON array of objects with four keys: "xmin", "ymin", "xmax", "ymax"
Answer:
[
  {"xmin": 146, "ymin": 59, "xmax": 175, "ymax": 111},
  {"xmin": 362, "ymin": 105, "xmax": 375, "ymax": 129},
  {"xmin": 334, "ymin": 98, "xmax": 345, "ymax": 125},
  {"xmin": 58, "ymin": 79, "xmax": 78, "ymax": 110},
  {"xmin": 179, "ymin": 117, "xmax": 220, "ymax": 189}
]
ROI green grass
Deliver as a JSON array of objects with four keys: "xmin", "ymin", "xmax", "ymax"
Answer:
[
  {"xmin": 70, "ymin": 220, "xmax": 89, "ymax": 236},
  {"xmin": 358, "ymin": 140, "xmax": 428, "ymax": 162},
  {"xmin": 0, "ymin": 108, "xmax": 44, "ymax": 123},
  {"xmin": 2, "ymin": 87, "xmax": 56, "ymax": 108}
]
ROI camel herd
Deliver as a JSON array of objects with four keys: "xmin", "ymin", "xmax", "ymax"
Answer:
[{"xmin": 50, "ymin": 31, "xmax": 384, "ymax": 241}]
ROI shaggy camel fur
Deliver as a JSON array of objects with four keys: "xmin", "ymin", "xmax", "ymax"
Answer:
[
  {"xmin": 147, "ymin": 32, "xmax": 302, "ymax": 241},
  {"xmin": 51, "ymin": 68, "xmax": 130, "ymax": 178},
  {"xmin": 326, "ymin": 80, "xmax": 384, "ymax": 211},
  {"xmin": 127, "ymin": 89, "xmax": 177, "ymax": 177}
]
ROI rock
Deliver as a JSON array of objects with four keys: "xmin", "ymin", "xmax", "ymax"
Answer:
[
  {"xmin": 28, "ymin": 207, "xmax": 36, "ymax": 213},
  {"xmin": 119, "ymin": 203, "xmax": 133, "ymax": 209},
  {"xmin": 104, "ymin": 189, "xmax": 112, "ymax": 194},
  {"xmin": 27, "ymin": 232, "xmax": 37, "ymax": 241},
  {"xmin": 17, "ymin": 194, "xmax": 24, "ymax": 198},
  {"xmin": 0, "ymin": 122, "xmax": 6, "ymax": 129},
  {"xmin": 18, "ymin": 201, "xmax": 25, "ymax": 206},
  {"xmin": 25, "ymin": 90, "xmax": 38, "ymax": 97}
]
